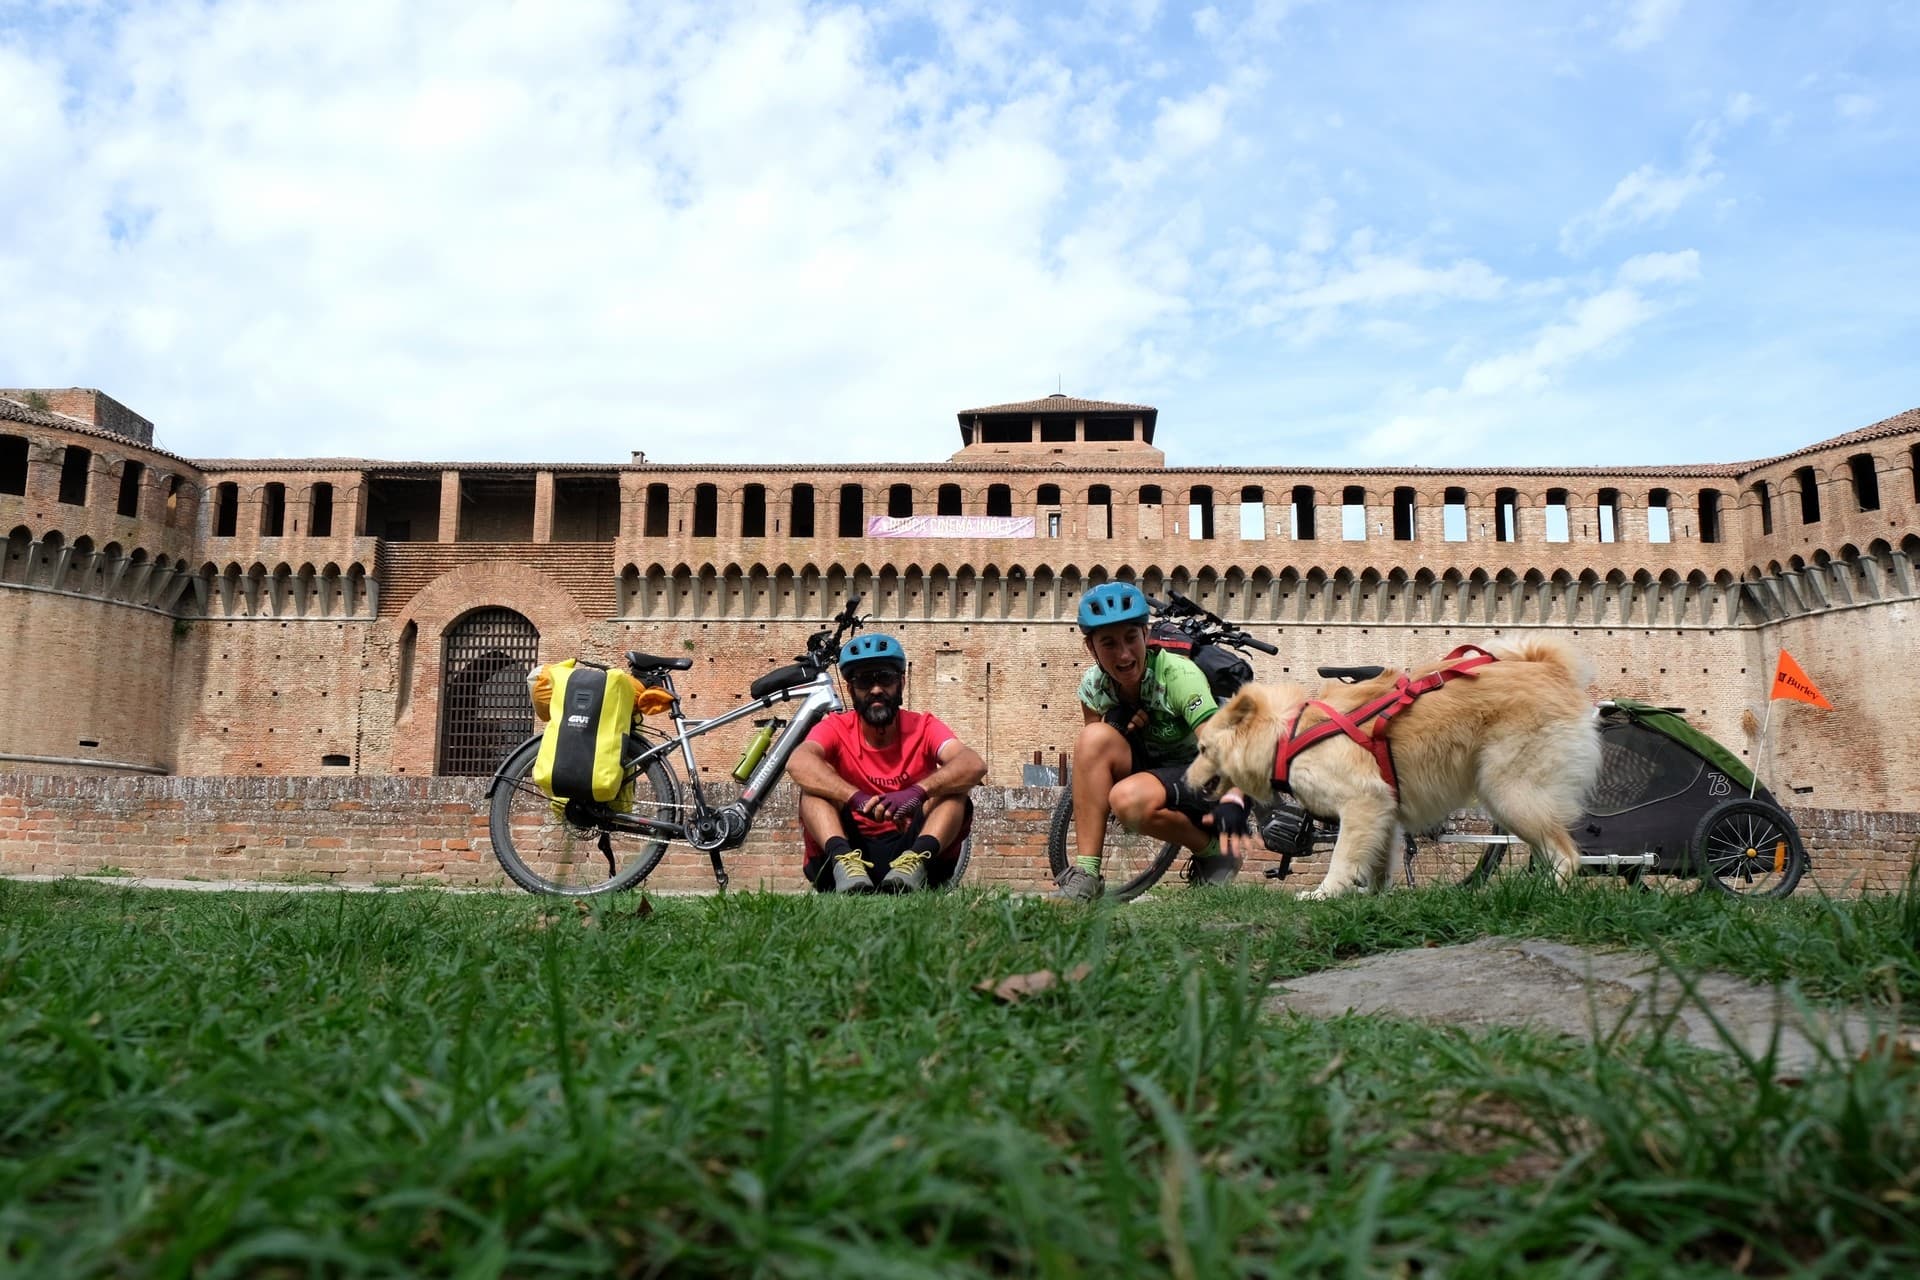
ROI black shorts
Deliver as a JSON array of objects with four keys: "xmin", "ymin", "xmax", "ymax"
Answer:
[{"xmin": 1137, "ymin": 760, "xmax": 1212, "ymax": 824}]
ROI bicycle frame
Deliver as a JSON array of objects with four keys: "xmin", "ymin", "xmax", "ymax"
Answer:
[
  {"xmin": 630, "ymin": 666, "xmax": 845, "ymax": 821},
  {"xmin": 484, "ymin": 665, "xmax": 845, "ymax": 886}
]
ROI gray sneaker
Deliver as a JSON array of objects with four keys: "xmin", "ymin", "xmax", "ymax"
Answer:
[
  {"xmin": 1051, "ymin": 865, "xmax": 1105, "ymax": 901},
  {"xmin": 880, "ymin": 850, "xmax": 930, "ymax": 894},
  {"xmin": 1183, "ymin": 846, "xmax": 1243, "ymax": 888},
  {"xmin": 830, "ymin": 850, "xmax": 877, "ymax": 895}
]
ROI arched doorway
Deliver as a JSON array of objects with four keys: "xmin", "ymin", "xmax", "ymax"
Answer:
[{"xmin": 438, "ymin": 607, "xmax": 540, "ymax": 775}]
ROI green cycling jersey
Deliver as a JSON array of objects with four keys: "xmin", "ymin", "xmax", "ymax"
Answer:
[{"xmin": 1077, "ymin": 648, "xmax": 1218, "ymax": 764}]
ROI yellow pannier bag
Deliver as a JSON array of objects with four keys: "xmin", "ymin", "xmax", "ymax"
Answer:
[{"xmin": 531, "ymin": 660, "xmax": 639, "ymax": 804}]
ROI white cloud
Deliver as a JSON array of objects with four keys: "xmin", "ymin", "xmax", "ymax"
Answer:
[
  {"xmin": 1560, "ymin": 113, "xmax": 1735, "ymax": 253},
  {"xmin": 1616, "ymin": 249, "xmax": 1701, "ymax": 285},
  {"xmin": 1153, "ymin": 83, "xmax": 1231, "ymax": 155},
  {"xmin": 1352, "ymin": 250, "xmax": 1699, "ymax": 461},
  {"xmin": 0, "ymin": 0, "xmax": 1197, "ymax": 462},
  {"xmin": 1460, "ymin": 288, "xmax": 1652, "ymax": 396},
  {"xmin": 1278, "ymin": 254, "xmax": 1504, "ymax": 312},
  {"xmin": 1614, "ymin": 0, "xmax": 1684, "ymax": 51},
  {"xmin": 1836, "ymin": 93, "xmax": 1877, "ymax": 119}
]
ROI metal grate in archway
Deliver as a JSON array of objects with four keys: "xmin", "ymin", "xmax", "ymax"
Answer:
[{"xmin": 438, "ymin": 607, "xmax": 540, "ymax": 776}]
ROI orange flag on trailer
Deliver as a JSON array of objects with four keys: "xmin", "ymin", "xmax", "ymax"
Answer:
[{"xmin": 1771, "ymin": 651, "xmax": 1833, "ymax": 709}]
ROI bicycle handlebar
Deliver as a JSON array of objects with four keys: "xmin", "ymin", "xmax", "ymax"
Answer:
[{"xmin": 1146, "ymin": 589, "xmax": 1277, "ymax": 654}]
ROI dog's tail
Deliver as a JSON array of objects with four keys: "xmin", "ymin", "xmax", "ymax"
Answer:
[{"xmin": 1492, "ymin": 637, "xmax": 1595, "ymax": 690}]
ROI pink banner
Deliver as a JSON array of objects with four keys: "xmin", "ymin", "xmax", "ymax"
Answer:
[{"xmin": 865, "ymin": 515, "xmax": 1035, "ymax": 538}]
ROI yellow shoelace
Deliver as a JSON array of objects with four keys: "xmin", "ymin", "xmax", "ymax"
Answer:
[
  {"xmin": 889, "ymin": 851, "xmax": 929, "ymax": 875},
  {"xmin": 834, "ymin": 850, "xmax": 873, "ymax": 876}
]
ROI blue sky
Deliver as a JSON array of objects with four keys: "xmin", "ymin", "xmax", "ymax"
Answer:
[{"xmin": 1, "ymin": 0, "xmax": 1915, "ymax": 468}]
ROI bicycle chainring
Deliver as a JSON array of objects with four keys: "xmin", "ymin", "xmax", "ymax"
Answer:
[{"xmin": 686, "ymin": 802, "xmax": 749, "ymax": 852}]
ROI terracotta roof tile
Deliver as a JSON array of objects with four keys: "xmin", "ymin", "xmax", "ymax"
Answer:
[
  {"xmin": 1737, "ymin": 406, "xmax": 1920, "ymax": 469},
  {"xmin": 956, "ymin": 393, "xmax": 1157, "ymax": 418},
  {"xmin": 0, "ymin": 396, "xmax": 196, "ymax": 466}
]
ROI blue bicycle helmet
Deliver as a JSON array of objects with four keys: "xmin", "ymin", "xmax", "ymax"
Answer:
[
  {"xmin": 1077, "ymin": 582, "xmax": 1150, "ymax": 634},
  {"xmin": 840, "ymin": 632, "xmax": 907, "ymax": 674}
]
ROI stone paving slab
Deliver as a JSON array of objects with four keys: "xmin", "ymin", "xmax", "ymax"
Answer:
[{"xmin": 1266, "ymin": 936, "xmax": 1913, "ymax": 1076}]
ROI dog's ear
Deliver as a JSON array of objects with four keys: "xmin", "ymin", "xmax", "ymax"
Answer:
[{"xmin": 1214, "ymin": 688, "xmax": 1259, "ymax": 727}]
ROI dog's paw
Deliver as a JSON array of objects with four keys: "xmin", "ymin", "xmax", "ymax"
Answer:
[{"xmin": 1298, "ymin": 886, "xmax": 1329, "ymax": 902}]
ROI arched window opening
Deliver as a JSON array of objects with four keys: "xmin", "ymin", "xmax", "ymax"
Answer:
[
  {"xmin": 1137, "ymin": 485, "xmax": 1162, "ymax": 539},
  {"xmin": 260, "ymin": 482, "xmax": 286, "ymax": 536},
  {"xmin": 986, "ymin": 484, "xmax": 1012, "ymax": 518},
  {"xmin": 1443, "ymin": 487, "xmax": 1467, "ymax": 542},
  {"xmin": 0, "ymin": 435, "xmax": 26, "ymax": 496},
  {"xmin": 741, "ymin": 484, "xmax": 767, "ymax": 538},
  {"xmin": 437, "ymin": 608, "xmax": 540, "ymax": 776},
  {"xmin": 1342, "ymin": 486, "xmax": 1367, "ymax": 541},
  {"xmin": 214, "ymin": 482, "xmax": 239, "ymax": 537},
  {"xmin": 1697, "ymin": 489, "xmax": 1721, "ymax": 544},
  {"xmin": 1392, "ymin": 487, "xmax": 1416, "ymax": 541},
  {"xmin": 1754, "ymin": 480, "xmax": 1773, "ymax": 536},
  {"xmin": 1088, "ymin": 484, "xmax": 1113, "ymax": 538},
  {"xmin": 58, "ymin": 446, "xmax": 91, "ymax": 506},
  {"xmin": 1795, "ymin": 466, "xmax": 1820, "ymax": 524},
  {"xmin": 1188, "ymin": 485, "xmax": 1214, "ymax": 540},
  {"xmin": 1240, "ymin": 485, "xmax": 1265, "ymax": 540},
  {"xmin": 1290, "ymin": 485, "xmax": 1316, "ymax": 540},
  {"xmin": 645, "ymin": 483, "xmax": 670, "ymax": 537},
  {"xmin": 1647, "ymin": 488, "xmax": 1671, "ymax": 543},
  {"xmin": 310, "ymin": 482, "xmax": 335, "ymax": 537},
  {"xmin": 1493, "ymin": 488, "xmax": 1518, "ymax": 542},
  {"xmin": 1848, "ymin": 453, "xmax": 1880, "ymax": 512},
  {"xmin": 888, "ymin": 484, "xmax": 913, "ymax": 518},
  {"xmin": 839, "ymin": 484, "xmax": 865, "ymax": 537},
  {"xmin": 692, "ymin": 483, "xmax": 718, "ymax": 537},
  {"xmin": 937, "ymin": 484, "xmax": 962, "ymax": 516},
  {"xmin": 117, "ymin": 460, "xmax": 145, "ymax": 518},
  {"xmin": 1596, "ymin": 488, "xmax": 1620, "ymax": 543},
  {"xmin": 1544, "ymin": 488, "xmax": 1570, "ymax": 543},
  {"xmin": 790, "ymin": 484, "xmax": 815, "ymax": 538}
]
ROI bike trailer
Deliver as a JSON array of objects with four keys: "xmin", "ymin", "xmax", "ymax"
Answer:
[
  {"xmin": 1578, "ymin": 698, "xmax": 1782, "ymax": 873},
  {"xmin": 530, "ymin": 660, "xmax": 640, "ymax": 804},
  {"xmin": 1147, "ymin": 622, "xmax": 1254, "ymax": 699}
]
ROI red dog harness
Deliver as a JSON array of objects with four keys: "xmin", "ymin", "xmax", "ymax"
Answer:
[{"xmin": 1272, "ymin": 645, "xmax": 1498, "ymax": 798}]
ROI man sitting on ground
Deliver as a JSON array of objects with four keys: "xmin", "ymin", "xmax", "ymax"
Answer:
[
  {"xmin": 787, "ymin": 633, "xmax": 987, "ymax": 893},
  {"xmin": 1055, "ymin": 582, "xmax": 1253, "ymax": 900}
]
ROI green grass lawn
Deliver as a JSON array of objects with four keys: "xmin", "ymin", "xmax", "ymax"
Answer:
[{"xmin": 3, "ymin": 875, "xmax": 1918, "ymax": 1277}]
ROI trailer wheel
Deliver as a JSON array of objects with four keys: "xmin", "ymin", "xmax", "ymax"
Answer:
[{"xmin": 1693, "ymin": 799, "xmax": 1808, "ymax": 899}]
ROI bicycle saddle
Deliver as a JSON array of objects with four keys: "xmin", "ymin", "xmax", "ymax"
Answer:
[
  {"xmin": 626, "ymin": 650, "xmax": 694, "ymax": 672},
  {"xmin": 1317, "ymin": 664, "xmax": 1387, "ymax": 682}
]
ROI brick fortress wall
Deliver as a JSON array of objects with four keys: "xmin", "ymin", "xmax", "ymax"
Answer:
[
  {"xmin": 4, "ymin": 392, "xmax": 1918, "ymax": 888},
  {"xmin": 2, "ymin": 773, "xmax": 1914, "ymax": 897}
]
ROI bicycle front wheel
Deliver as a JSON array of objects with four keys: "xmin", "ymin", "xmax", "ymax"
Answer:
[
  {"xmin": 1045, "ymin": 789, "xmax": 1180, "ymax": 901},
  {"xmin": 487, "ymin": 737, "xmax": 680, "ymax": 896}
]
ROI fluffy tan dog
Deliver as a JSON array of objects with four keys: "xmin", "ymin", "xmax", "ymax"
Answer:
[{"xmin": 1187, "ymin": 640, "xmax": 1601, "ymax": 899}]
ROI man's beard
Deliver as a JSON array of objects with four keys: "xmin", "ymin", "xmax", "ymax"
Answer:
[{"xmin": 860, "ymin": 691, "xmax": 902, "ymax": 727}]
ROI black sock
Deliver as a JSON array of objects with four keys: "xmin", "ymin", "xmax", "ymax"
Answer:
[
  {"xmin": 823, "ymin": 836, "xmax": 852, "ymax": 859},
  {"xmin": 910, "ymin": 835, "xmax": 941, "ymax": 856}
]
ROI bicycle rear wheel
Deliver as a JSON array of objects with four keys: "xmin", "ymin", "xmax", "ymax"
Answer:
[
  {"xmin": 1046, "ymin": 789, "xmax": 1180, "ymax": 901},
  {"xmin": 487, "ymin": 736, "xmax": 680, "ymax": 896}
]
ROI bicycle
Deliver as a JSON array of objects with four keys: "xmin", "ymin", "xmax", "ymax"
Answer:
[{"xmin": 486, "ymin": 595, "xmax": 955, "ymax": 896}]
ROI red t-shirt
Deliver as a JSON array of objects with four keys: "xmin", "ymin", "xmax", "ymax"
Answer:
[{"xmin": 806, "ymin": 709, "xmax": 957, "ymax": 836}]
